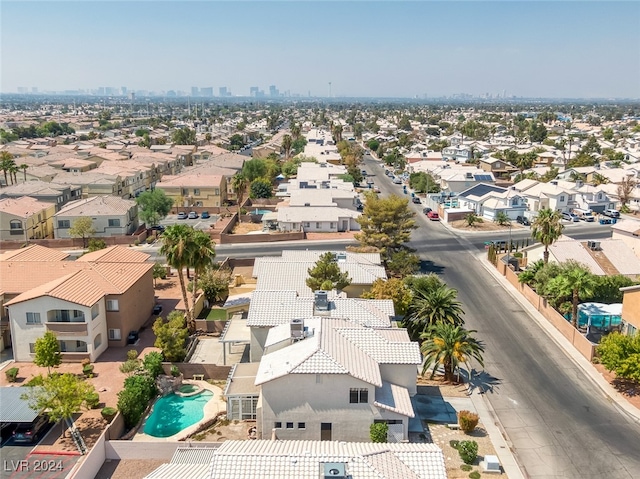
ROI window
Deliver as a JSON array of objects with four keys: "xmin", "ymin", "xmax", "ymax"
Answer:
[
  {"xmin": 193, "ymin": 189, "xmax": 200, "ymax": 196},
  {"xmin": 108, "ymin": 329, "xmax": 121, "ymax": 341},
  {"xmin": 350, "ymin": 388, "xmax": 368, "ymax": 403},
  {"xmin": 26, "ymin": 312, "xmax": 41, "ymax": 324},
  {"xmin": 58, "ymin": 220, "xmax": 70, "ymax": 229},
  {"xmin": 94, "ymin": 334, "xmax": 102, "ymax": 349},
  {"xmin": 286, "ymin": 422, "xmax": 294, "ymax": 429},
  {"xmin": 298, "ymin": 422, "xmax": 306, "ymax": 429},
  {"xmin": 560, "ymin": 195, "xmax": 565, "ymax": 202},
  {"xmin": 91, "ymin": 303, "xmax": 99, "ymax": 319},
  {"xmin": 108, "ymin": 219, "xmax": 121, "ymax": 227},
  {"xmin": 330, "ymin": 223, "xmax": 335, "ymax": 229},
  {"xmin": 316, "ymin": 222, "xmax": 321, "ymax": 229},
  {"xmin": 10, "ymin": 220, "xmax": 22, "ymax": 230},
  {"xmin": 29, "ymin": 343, "xmax": 36, "ymax": 353},
  {"xmin": 106, "ymin": 299, "xmax": 119, "ymax": 311},
  {"xmin": 274, "ymin": 422, "xmax": 282, "ymax": 429},
  {"xmin": 182, "ymin": 188, "xmax": 188, "ymax": 196},
  {"xmin": 304, "ymin": 222, "xmax": 310, "ymax": 228}
]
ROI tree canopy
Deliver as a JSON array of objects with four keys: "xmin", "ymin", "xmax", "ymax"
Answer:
[
  {"xmin": 33, "ymin": 331, "xmax": 62, "ymax": 374},
  {"xmin": 69, "ymin": 217, "xmax": 95, "ymax": 248},
  {"xmin": 153, "ymin": 311, "xmax": 189, "ymax": 362},
  {"xmin": 136, "ymin": 189, "xmax": 174, "ymax": 226},
  {"xmin": 306, "ymin": 252, "xmax": 351, "ymax": 291}
]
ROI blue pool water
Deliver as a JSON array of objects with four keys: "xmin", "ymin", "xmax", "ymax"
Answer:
[
  {"xmin": 253, "ymin": 209, "xmax": 272, "ymax": 215},
  {"xmin": 565, "ymin": 311, "xmax": 622, "ymax": 329},
  {"xmin": 143, "ymin": 390, "xmax": 213, "ymax": 438}
]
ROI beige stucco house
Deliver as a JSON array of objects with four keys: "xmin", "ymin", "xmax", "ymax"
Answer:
[{"xmin": 0, "ymin": 196, "xmax": 56, "ymax": 241}]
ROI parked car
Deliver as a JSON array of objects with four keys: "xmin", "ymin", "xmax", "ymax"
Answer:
[
  {"xmin": 177, "ymin": 212, "xmax": 187, "ymax": 220},
  {"xmin": 361, "ymin": 170, "xmax": 367, "ymax": 177},
  {"xmin": 412, "ymin": 197, "xmax": 421, "ymax": 204},
  {"xmin": 356, "ymin": 203, "xmax": 364, "ymax": 211},
  {"xmin": 13, "ymin": 415, "xmax": 49, "ymax": 444},
  {"xmin": 602, "ymin": 209, "xmax": 620, "ymax": 218},
  {"xmin": 373, "ymin": 186, "xmax": 380, "ymax": 193},
  {"xmin": 427, "ymin": 211, "xmax": 440, "ymax": 221},
  {"xmin": 423, "ymin": 207, "xmax": 432, "ymax": 214},
  {"xmin": 393, "ymin": 177, "xmax": 402, "ymax": 184},
  {"xmin": 201, "ymin": 211, "xmax": 210, "ymax": 219},
  {"xmin": 516, "ymin": 216, "xmax": 530, "ymax": 226},
  {"xmin": 188, "ymin": 211, "xmax": 198, "ymax": 219},
  {"xmin": 150, "ymin": 225, "xmax": 166, "ymax": 232},
  {"xmin": 562, "ymin": 212, "xmax": 579, "ymax": 222},
  {"xmin": 127, "ymin": 330, "xmax": 139, "ymax": 345},
  {"xmin": 153, "ymin": 304, "xmax": 163, "ymax": 315}
]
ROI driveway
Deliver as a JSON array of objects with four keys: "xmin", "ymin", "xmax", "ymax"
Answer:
[{"xmin": 159, "ymin": 214, "xmax": 217, "ymax": 231}]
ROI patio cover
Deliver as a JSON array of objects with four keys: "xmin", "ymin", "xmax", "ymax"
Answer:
[
  {"xmin": 220, "ymin": 314, "xmax": 251, "ymax": 365},
  {"xmin": 0, "ymin": 387, "xmax": 39, "ymax": 423}
]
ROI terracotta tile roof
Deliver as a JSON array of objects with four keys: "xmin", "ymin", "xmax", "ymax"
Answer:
[
  {"xmin": 77, "ymin": 246, "xmax": 150, "ymax": 263},
  {"xmin": 0, "ymin": 196, "xmax": 54, "ymax": 217},
  {"xmin": 0, "ymin": 245, "xmax": 69, "ymax": 262},
  {"xmin": 156, "ymin": 174, "xmax": 223, "ymax": 188},
  {"xmin": 55, "ymin": 196, "xmax": 136, "ymax": 216}
]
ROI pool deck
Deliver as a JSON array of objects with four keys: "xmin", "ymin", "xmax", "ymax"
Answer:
[{"xmin": 133, "ymin": 381, "xmax": 225, "ymax": 442}]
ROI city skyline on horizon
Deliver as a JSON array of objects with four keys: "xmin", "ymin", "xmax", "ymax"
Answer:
[{"xmin": 2, "ymin": 1, "xmax": 639, "ymax": 99}]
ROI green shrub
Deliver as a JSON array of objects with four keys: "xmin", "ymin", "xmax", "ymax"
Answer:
[
  {"xmin": 101, "ymin": 406, "xmax": 117, "ymax": 421},
  {"xmin": 127, "ymin": 350, "xmax": 139, "ymax": 361},
  {"xmin": 369, "ymin": 422, "xmax": 388, "ymax": 443},
  {"xmin": 469, "ymin": 472, "xmax": 481, "ymax": 479},
  {"xmin": 25, "ymin": 374, "xmax": 45, "ymax": 387},
  {"xmin": 450, "ymin": 439, "xmax": 460, "ymax": 449},
  {"xmin": 146, "ymin": 236, "xmax": 155, "ymax": 244},
  {"xmin": 458, "ymin": 410, "xmax": 480, "ymax": 433},
  {"xmin": 171, "ymin": 365, "xmax": 181, "ymax": 377},
  {"xmin": 460, "ymin": 464, "xmax": 472, "ymax": 472},
  {"xmin": 458, "ymin": 440, "xmax": 478, "ymax": 465},
  {"xmin": 117, "ymin": 373, "xmax": 157, "ymax": 429},
  {"xmin": 5, "ymin": 367, "xmax": 18, "ymax": 383},
  {"xmin": 85, "ymin": 391, "xmax": 100, "ymax": 409},
  {"xmin": 134, "ymin": 239, "xmax": 140, "ymax": 246},
  {"xmin": 142, "ymin": 351, "xmax": 164, "ymax": 379},
  {"xmin": 83, "ymin": 364, "xmax": 95, "ymax": 377}
]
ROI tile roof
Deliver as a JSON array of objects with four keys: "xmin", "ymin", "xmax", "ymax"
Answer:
[
  {"xmin": 612, "ymin": 218, "xmax": 640, "ymax": 234},
  {"xmin": 77, "ymin": 245, "xmax": 150, "ymax": 263},
  {"xmin": 276, "ymin": 206, "xmax": 360, "ymax": 223},
  {"xmin": 144, "ymin": 464, "xmax": 209, "ymax": 479},
  {"xmin": 192, "ymin": 440, "xmax": 446, "ymax": 479},
  {"xmin": 0, "ymin": 196, "xmax": 54, "ymax": 217},
  {"xmin": 0, "ymin": 245, "xmax": 69, "ymax": 262},
  {"xmin": 55, "ymin": 195, "xmax": 136, "ymax": 216},
  {"xmin": 597, "ymin": 240, "xmax": 640, "ymax": 276},
  {"xmin": 374, "ymin": 381, "xmax": 415, "ymax": 417},
  {"xmin": 156, "ymin": 174, "xmax": 223, "ymax": 188}
]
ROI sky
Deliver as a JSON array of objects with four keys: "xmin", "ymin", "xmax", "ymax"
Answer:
[{"xmin": 1, "ymin": 1, "xmax": 639, "ymax": 99}]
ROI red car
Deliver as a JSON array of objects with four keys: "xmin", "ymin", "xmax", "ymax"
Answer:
[{"xmin": 427, "ymin": 210, "xmax": 440, "ymax": 221}]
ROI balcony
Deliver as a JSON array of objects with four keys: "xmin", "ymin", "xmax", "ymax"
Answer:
[
  {"xmin": 47, "ymin": 309, "xmax": 85, "ymax": 323},
  {"xmin": 46, "ymin": 322, "xmax": 88, "ymax": 336}
]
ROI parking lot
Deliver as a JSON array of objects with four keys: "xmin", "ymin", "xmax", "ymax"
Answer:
[{"xmin": 158, "ymin": 213, "xmax": 218, "ymax": 231}]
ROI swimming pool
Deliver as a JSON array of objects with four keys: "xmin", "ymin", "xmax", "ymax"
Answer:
[
  {"xmin": 143, "ymin": 390, "xmax": 213, "ymax": 438},
  {"xmin": 253, "ymin": 209, "xmax": 272, "ymax": 215}
]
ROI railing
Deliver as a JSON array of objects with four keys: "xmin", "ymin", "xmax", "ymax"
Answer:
[{"xmin": 46, "ymin": 322, "xmax": 88, "ymax": 336}]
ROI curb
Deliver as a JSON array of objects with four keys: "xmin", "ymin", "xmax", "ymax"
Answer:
[
  {"xmin": 476, "ymin": 252, "xmax": 640, "ymax": 424},
  {"xmin": 29, "ymin": 450, "xmax": 82, "ymax": 456}
]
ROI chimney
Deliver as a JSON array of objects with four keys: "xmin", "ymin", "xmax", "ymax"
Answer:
[{"xmin": 314, "ymin": 290, "xmax": 330, "ymax": 313}]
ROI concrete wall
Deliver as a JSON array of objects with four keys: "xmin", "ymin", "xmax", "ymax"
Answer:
[
  {"xmin": 68, "ymin": 423, "xmax": 107, "ymax": 479},
  {"xmin": 218, "ymin": 231, "xmax": 305, "ymax": 244},
  {"xmin": 105, "ymin": 441, "xmax": 221, "ymax": 460},
  {"xmin": 259, "ymin": 374, "xmax": 380, "ymax": 442},
  {"xmin": 106, "ymin": 269, "xmax": 154, "ymax": 348},
  {"xmin": 0, "ymin": 230, "xmax": 148, "ymax": 250},
  {"xmin": 250, "ymin": 327, "xmax": 270, "ymax": 362},
  {"xmin": 161, "ymin": 362, "xmax": 231, "ymax": 381},
  {"xmin": 379, "ymin": 364, "xmax": 418, "ymax": 396}
]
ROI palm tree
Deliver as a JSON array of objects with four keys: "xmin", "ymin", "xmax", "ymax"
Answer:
[
  {"xmin": 231, "ymin": 173, "xmax": 248, "ymax": 223},
  {"xmin": 189, "ymin": 230, "xmax": 216, "ymax": 319},
  {"xmin": 160, "ymin": 224, "xmax": 195, "ymax": 331},
  {"xmin": 290, "ymin": 123, "xmax": 301, "ymax": 140},
  {"xmin": 403, "ymin": 283, "xmax": 465, "ymax": 341},
  {"xmin": 531, "ymin": 208, "xmax": 563, "ymax": 264},
  {"xmin": 19, "ymin": 164, "xmax": 28, "ymax": 182},
  {"xmin": 591, "ymin": 173, "xmax": 608, "ymax": 186},
  {"xmin": 550, "ymin": 264, "xmax": 596, "ymax": 328},
  {"xmin": 0, "ymin": 152, "xmax": 16, "ymax": 186},
  {"xmin": 420, "ymin": 322, "xmax": 485, "ymax": 382},
  {"xmin": 281, "ymin": 134, "xmax": 292, "ymax": 161}
]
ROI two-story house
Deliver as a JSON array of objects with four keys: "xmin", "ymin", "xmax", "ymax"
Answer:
[
  {"xmin": 620, "ymin": 284, "xmax": 640, "ymax": 336},
  {"xmin": 155, "ymin": 174, "xmax": 227, "ymax": 208},
  {"xmin": 0, "ymin": 196, "xmax": 56, "ymax": 241},
  {"xmin": 0, "ymin": 180, "xmax": 82, "ymax": 211},
  {"xmin": 54, "ymin": 195, "xmax": 139, "ymax": 238}
]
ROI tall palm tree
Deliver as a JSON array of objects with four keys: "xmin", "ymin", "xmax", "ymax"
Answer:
[
  {"xmin": 19, "ymin": 164, "xmax": 29, "ymax": 182},
  {"xmin": 160, "ymin": 224, "xmax": 195, "ymax": 331},
  {"xmin": 290, "ymin": 123, "xmax": 301, "ymax": 140},
  {"xmin": 0, "ymin": 152, "xmax": 16, "ymax": 186},
  {"xmin": 550, "ymin": 264, "xmax": 596, "ymax": 328},
  {"xmin": 403, "ymin": 283, "xmax": 465, "ymax": 341},
  {"xmin": 231, "ymin": 173, "xmax": 248, "ymax": 223},
  {"xmin": 420, "ymin": 322, "xmax": 485, "ymax": 382},
  {"xmin": 189, "ymin": 230, "xmax": 216, "ymax": 318},
  {"xmin": 531, "ymin": 208, "xmax": 563, "ymax": 264},
  {"xmin": 281, "ymin": 134, "xmax": 292, "ymax": 161}
]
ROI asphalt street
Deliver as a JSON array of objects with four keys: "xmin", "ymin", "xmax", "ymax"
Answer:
[{"xmin": 364, "ymin": 155, "xmax": 640, "ymax": 479}]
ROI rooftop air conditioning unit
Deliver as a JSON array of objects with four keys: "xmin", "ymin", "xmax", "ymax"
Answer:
[
  {"xmin": 290, "ymin": 319, "xmax": 304, "ymax": 340},
  {"xmin": 591, "ymin": 241, "xmax": 601, "ymax": 251},
  {"xmin": 314, "ymin": 290, "xmax": 330, "ymax": 312}
]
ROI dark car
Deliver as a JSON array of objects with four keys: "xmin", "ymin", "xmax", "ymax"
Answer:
[
  {"xmin": 150, "ymin": 225, "xmax": 165, "ymax": 233},
  {"xmin": 13, "ymin": 415, "xmax": 49, "ymax": 444},
  {"xmin": 356, "ymin": 203, "xmax": 364, "ymax": 211},
  {"xmin": 412, "ymin": 197, "xmax": 421, "ymax": 204},
  {"xmin": 153, "ymin": 304, "xmax": 163, "ymax": 315},
  {"xmin": 516, "ymin": 216, "xmax": 530, "ymax": 226},
  {"xmin": 423, "ymin": 207, "xmax": 432, "ymax": 214},
  {"xmin": 201, "ymin": 211, "xmax": 210, "ymax": 219},
  {"xmin": 127, "ymin": 330, "xmax": 139, "ymax": 345}
]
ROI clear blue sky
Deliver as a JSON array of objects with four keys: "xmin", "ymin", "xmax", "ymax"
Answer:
[{"xmin": 2, "ymin": 1, "xmax": 639, "ymax": 98}]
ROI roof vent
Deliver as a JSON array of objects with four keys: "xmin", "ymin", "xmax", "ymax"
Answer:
[
  {"xmin": 323, "ymin": 463, "xmax": 347, "ymax": 479},
  {"xmin": 314, "ymin": 290, "xmax": 330, "ymax": 312},
  {"xmin": 336, "ymin": 252, "xmax": 347, "ymax": 262},
  {"xmin": 290, "ymin": 319, "xmax": 304, "ymax": 340},
  {"xmin": 588, "ymin": 241, "xmax": 601, "ymax": 251},
  {"xmin": 466, "ymin": 172, "xmax": 473, "ymax": 179}
]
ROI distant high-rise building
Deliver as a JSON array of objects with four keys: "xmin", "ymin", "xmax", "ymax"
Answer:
[
  {"xmin": 269, "ymin": 85, "xmax": 279, "ymax": 97},
  {"xmin": 17, "ymin": 87, "xmax": 28, "ymax": 94},
  {"xmin": 121, "ymin": 86, "xmax": 127, "ymax": 96},
  {"xmin": 250, "ymin": 86, "xmax": 259, "ymax": 97},
  {"xmin": 200, "ymin": 87, "xmax": 213, "ymax": 97},
  {"xmin": 128, "ymin": 92, "xmax": 135, "ymax": 100},
  {"xmin": 191, "ymin": 86, "xmax": 200, "ymax": 97},
  {"xmin": 219, "ymin": 87, "xmax": 228, "ymax": 97}
]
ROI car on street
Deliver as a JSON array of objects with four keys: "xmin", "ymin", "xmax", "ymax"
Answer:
[
  {"xmin": 201, "ymin": 211, "xmax": 210, "ymax": 219},
  {"xmin": 12, "ymin": 415, "xmax": 49, "ymax": 444},
  {"xmin": 127, "ymin": 330, "xmax": 139, "ymax": 344},
  {"xmin": 392, "ymin": 177, "xmax": 402, "ymax": 184},
  {"xmin": 177, "ymin": 212, "xmax": 187, "ymax": 220},
  {"xmin": 150, "ymin": 225, "xmax": 165, "ymax": 233},
  {"xmin": 602, "ymin": 209, "xmax": 620, "ymax": 218},
  {"xmin": 153, "ymin": 304, "xmax": 163, "ymax": 315},
  {"xmin": 188, "ymin": 211, "xmax": 198, "ymax": 219},
  {"xmin": 516, "ymin": 215, "xmax": 530, "ymax": 226},
  {"xmin": 412, "ymin": 197, "xmax": 421, "ymax": 204},
  {"xmin": 562, "ymin": 212, "xmax": 579, "ymax": 222},
  {"xmin": 373, "ymin": 186, "xmax": 380, "ymax": 193},
  {"xmin": 361, "ymin": 170, "xmax": 367, "ymax": 177},
  {"xmin": 423, "ymin": 207, "xmax": 432, "ymax": 214},
  {"xmin": 427, "ymin": 211, "xmax": 440, "ymax": 221}
]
